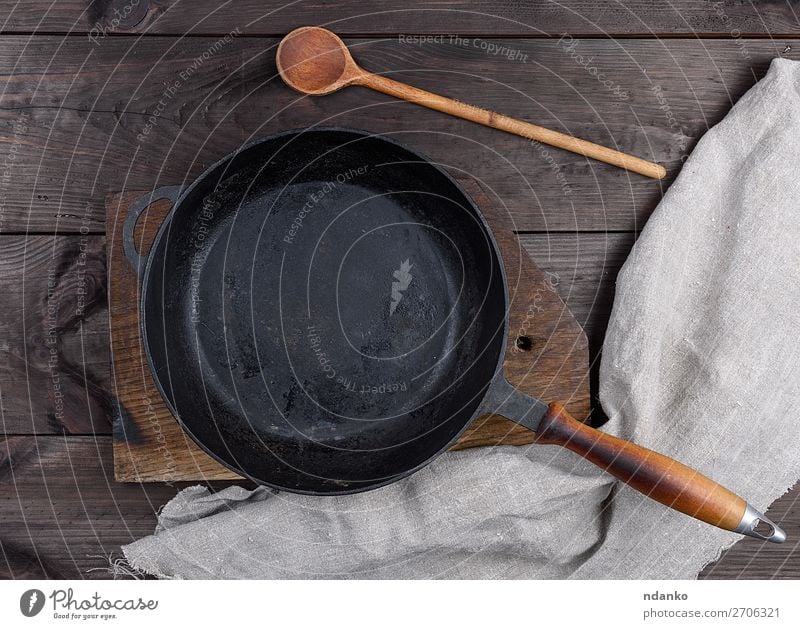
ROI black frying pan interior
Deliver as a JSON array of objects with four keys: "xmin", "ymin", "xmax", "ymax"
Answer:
[{"xmin": 142, "ymin": 129, "xmax": 507, "ymax": 492}]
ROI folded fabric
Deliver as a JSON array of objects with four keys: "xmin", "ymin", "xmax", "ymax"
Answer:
[{"xmin": 122, "ymin": 57, "xmax": 800, "ymax": 579}]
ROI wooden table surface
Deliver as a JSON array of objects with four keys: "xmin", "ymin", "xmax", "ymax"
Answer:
[{"xmin": 1, "ymin": 1, "xmax": 798, "ymax": 579}]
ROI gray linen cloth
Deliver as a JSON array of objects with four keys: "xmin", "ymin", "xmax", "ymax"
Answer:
[{"xmin": 122, "ymin": 58, "xmax": 800, "ymax": 579}]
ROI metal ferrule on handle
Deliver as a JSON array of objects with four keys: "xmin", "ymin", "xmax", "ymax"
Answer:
[{"xmin": 734, "ymin": 504, "xmax": 787, "ymax": 543}]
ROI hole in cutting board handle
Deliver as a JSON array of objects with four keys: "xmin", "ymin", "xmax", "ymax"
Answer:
[{"xmin": 515, "ymin": 336, "xmax": 533, "ymax": 351}]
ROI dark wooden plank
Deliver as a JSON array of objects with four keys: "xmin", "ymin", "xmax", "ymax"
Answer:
[
  {"xmin": 1, "ymin": 1, "xmax": 799, "ymax": 36},
  {"xmin": 0, "ymin": 435, "xmax": 796, "ymax": 578},
  {"xmin": 1, "ymin": 36, "xmax": 796, "ymax": 233},
  {"xmin": 1, "ymin": 539, "xmax": 68, "ymax": 579},
  {"xmin": 0, "ymin": 235, "xmax": 111, "ymax": 434},
  {"xmin": 0, "ymin": 435, "xmax": 235, "ymax": 579}
]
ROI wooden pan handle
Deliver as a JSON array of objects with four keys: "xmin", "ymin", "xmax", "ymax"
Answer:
[
  {"xmin": 358, "ymin": 72, "xmax": 667, "ymax": 180},
  {"xmin": 537, "ymin": 402, "xmax": 786, "ymax": 542}
]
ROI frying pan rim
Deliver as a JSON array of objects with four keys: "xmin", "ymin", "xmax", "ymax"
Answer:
[{"xmin": 138, "ymin": 126, "xmax": 513, "ymax": 494}]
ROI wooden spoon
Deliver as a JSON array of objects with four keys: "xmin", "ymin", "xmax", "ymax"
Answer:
[{"xmin": 277, "ymin": 26, "xmax": 667, "ymax": 180}]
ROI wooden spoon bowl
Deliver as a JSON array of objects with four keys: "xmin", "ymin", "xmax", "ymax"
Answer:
[{"xmin": 277, "ymin": 26, "xmax": 361, "ymax": 95}]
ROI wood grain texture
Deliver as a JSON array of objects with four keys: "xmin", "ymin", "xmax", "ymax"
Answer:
[
  {"xmin": 538, "ymin": 402, "xmax": 748, "ymax": 531},
  {"xmin": 108, "ymin": 181, "xmax": 591, "ymax": 481},
  {"xmin": 0, "ymin": 435, "xmax": 234, "ymax": 579},
  {"xmin": 362, "ymin": 65, "xmax": 667, "ymax": 181},
  {"xmin": 1, "ymin": 37, "xmax": 797, "ymax": 232},
  {"xmin": 0, "ymin": 235, "xmax": 111, "ymax": 434},
  {"xmin": 0, "ymin": 2, "xmax": 798, "ymax": 36}
]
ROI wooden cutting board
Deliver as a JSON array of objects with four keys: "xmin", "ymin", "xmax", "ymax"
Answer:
[{"xmin": 108, "ymin": 176, "xmax": 590, "ymax": 482}]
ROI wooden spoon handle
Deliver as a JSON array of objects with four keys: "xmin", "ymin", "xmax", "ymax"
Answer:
[
  {"xmin": 358, "ymin": 72, "xmax": 667, "ymax": 180},
  {"xmin": 536, "ymin": 403, "xmax": 785, "ymax": 541}
]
